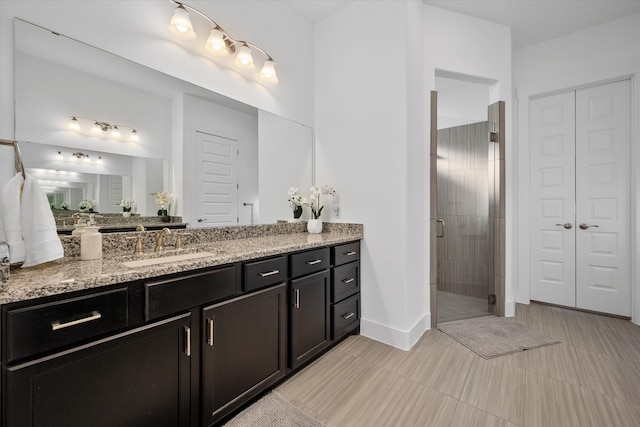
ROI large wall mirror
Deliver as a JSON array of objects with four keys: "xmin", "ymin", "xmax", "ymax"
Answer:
[{"xmin": 13, "ymin": 18, "xmax": 313, "ymax": 226}]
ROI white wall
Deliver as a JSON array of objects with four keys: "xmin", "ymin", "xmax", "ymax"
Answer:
[
  {"xmin": 314, "ymin": 1, "xmax": 512, "ymax": 350},
  {"xmin": 513, "ymin": 13, "xmax": 640, "ymax": 324}
]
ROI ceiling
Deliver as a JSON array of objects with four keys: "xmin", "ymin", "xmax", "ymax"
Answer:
[{"xmin": 288, "ymin": 0, "xmax": 640, "ymax": 49}]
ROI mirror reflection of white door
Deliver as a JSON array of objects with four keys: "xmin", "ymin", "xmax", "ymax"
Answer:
[
  {"xmin": 196, "ymin": 131, "xmax": 238, "ymax": 227},
  {"xmin": 530, "ymin": 80, "xmax": 631, "ymax": 316}
]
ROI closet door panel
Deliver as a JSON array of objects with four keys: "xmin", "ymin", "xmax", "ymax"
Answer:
[
  {"xmin": 529, "ymin": 92, "xmax": 576, "ymax": 307},
  {"xmin": 575, "ymin": 80, "xmax": 631, "ymax": 316}
]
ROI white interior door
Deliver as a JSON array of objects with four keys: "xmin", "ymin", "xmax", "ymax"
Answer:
[
  {"xmin": 196, "ymin": 131, "xmax": 238, "ymax": 227},
  {"xmin": 529, "ymin": 80, "xmax": 631, "ymax": 316},
  {"xmin": 575, "ymin": 80, "xmax": 631, "ymax": 316},
  {"xmin": 530, "ymin": 91, "xmax": 577, "ymax": 307}
]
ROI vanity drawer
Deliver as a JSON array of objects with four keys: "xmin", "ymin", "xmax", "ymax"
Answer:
[
  {"xmin": 6, "ymin": 288, "xmax": 128, "ymax": 362},
  {"xmin": 332, "ymin": 241, "xmax": 360, "ymax": 267},
  {"xmin": 244, "ymin": 256, "xmax": 288, "ymax": 292},
  {"xmin": 145, "ymin": 266, "xmax": 238, "ymax": 321},
  {"xmin": 331, "ymin": 293, "xmax": 360, "ymax": 340},
  {"xmin": 331, "ymin": 261, "xmax": 360, "ymax": 303},
  {"xmin": 290, "ymin": 247, "xmax": 331, "ymax": 278}
]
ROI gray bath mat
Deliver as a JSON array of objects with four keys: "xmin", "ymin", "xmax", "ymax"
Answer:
[
  {"xmin": 438, "ymin": 316, "xmax": 561, "ymax": 359},
  {"xmin": 223, "ymin": 391, "xmax": 325, "ymax": 427}
]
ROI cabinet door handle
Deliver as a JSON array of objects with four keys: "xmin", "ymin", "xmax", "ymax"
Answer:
[
  {"xmin": 184, "ymin": 326, "xmax": 191, "ymax": 357},
  {"xmin": 51, "ymin": 311, "xmax": 101, "ymax": 331},
  {"xmin": 342, "ymin": 278, "xmax": 355, "ymax": 284},
  {"xmin": 437, "ymin": 219, "xmax": 445, "ymax": 238},
  {"xmin": 207, "ymin": 318, "xmax": 214, "ymax": 346},
  {"xmin": 259, "ymin": 270, "xmax": 280, "ymax": 277},
  {"xmin": 306, "ymin": 259, "xmax": 322, "ymax": 265},
  {"xmin": 294, "ymin": 288, "xmax": 300, "ymax": 308},
  {"xmin": 344, "ymin": 251, "xmax": 357, "ymax": 256},
  {"xmin": 342, "ymin": 312, "xmax": 355, "ymax": 320}
]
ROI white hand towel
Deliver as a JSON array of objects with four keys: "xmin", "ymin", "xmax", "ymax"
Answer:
[
  {"xmin": 1, "ymin": 173, "xmax": 26, "ymax": 263},
  {"xmin": 20, "ymin": 174, "xmax": 64, "ymax": 267}
]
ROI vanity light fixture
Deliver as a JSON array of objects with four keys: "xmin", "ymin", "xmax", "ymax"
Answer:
[
  {"xmin": 56, "ymin": 151, "xmax": 63, "ymax": 161},
  {"xmin": 168, "ymin": 1, "xmax": 279, "ymax": 86},
  {"xmin": 68, "ymin": 116, "xmax": 140, "ymax": 142},
  {"xmin": 72, "ymin": 152, "xmax": 90, "ymax": 162}
]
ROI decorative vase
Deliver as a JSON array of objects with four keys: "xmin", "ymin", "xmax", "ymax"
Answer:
[
  {"xmin": 161, "ymin": 216, "xmax": 171, "ymax": 223},
  {"xmin": 122, "ymin": 211, "xmax": 131, "ymax": 218},
  {"xmin": 307, "ymin": 218, "xmax": 323, "ymax": 234},
  {"xmin": 293, "ymin": 205, "xmax": 303, "ymax": 219}
]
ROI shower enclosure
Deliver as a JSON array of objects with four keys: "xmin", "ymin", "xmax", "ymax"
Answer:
[{"xmin": 435, "ymin": 121, "xmax": 496, "ymax": 323}]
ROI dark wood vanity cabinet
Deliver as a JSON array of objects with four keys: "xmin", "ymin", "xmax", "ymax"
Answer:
[
  {"xmin": 1, "ymin": 240, "xmax": 361, "ymax": 427},
  {"xmin": 4, "ymin": 313, "xmax": 192, "ymax": 427},
  {"xmin": 202, "ymin": 283, "xmax": 287, "ymax": 425},
  {"xmin": 289, "ymin": 248, "xmax": 331, "ymax": 370}
]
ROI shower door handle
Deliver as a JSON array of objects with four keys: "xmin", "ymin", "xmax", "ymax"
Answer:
[{"xmin": 436, "ymin": 219, "xmax": 445, "ymax": 238}]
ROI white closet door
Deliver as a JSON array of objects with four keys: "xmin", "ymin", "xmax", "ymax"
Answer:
[
  {"xmin": 575, "ymin": 80, "xmax": 631, "ymax": 316},
  {"xmin": 529, "ymin": 91, "xmax": 577, "ymax": 307}
]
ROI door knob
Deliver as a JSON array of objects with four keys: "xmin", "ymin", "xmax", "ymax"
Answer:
[
  {"xmin": 555, "ymin": 223, "xmax": 573, "ymax": 229},
  {"xmin": 579, "ymin": 223, "xmax": 599, "ymax": 230}
]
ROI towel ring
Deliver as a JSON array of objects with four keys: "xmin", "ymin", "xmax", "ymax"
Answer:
[{"xmin": 0, "ymin": 139, "xmax": 26, "ymax": 179}]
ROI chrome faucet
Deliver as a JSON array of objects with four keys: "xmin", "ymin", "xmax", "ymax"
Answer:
[{"xmin": 155, "ymin": 228, "xmax": 171, "ymax": 252}]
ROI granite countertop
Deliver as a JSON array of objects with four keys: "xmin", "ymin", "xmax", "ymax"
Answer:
[{"xmin": 0, "ymin": 230, "xmax": 362, "ymax": 305}]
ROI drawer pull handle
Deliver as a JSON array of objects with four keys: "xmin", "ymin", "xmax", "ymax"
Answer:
[
  {"xmin": 306, "ymin": 259, "xmax": 322, "ymax": 265},
  {"xmin": 51, "ymin": 311, "xmax": 102, "ymax": 331},
  {"xmin": 207, "ymin": 318, "xmax": 214, "ymax": 346},
  {"xmin": 342, "ymin": 312, "xmax": 355, "ymax": 320},
  {"xmin": 342, "ymin": 278, "xmax": 355, "ymax": 284},
  {"xmin": 259, "ymin": 270, "xmax": 280, "ymax": 277},
  {"xmin": 345, "ymin": 251, "xmax": 357, "ymax": 256},
  {"xmin": 294, "ymin": 288, "xmax": 300, "ymax": 308}
]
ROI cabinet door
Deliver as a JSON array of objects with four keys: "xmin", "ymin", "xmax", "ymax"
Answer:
[
  {"xmin": 5, "ymin": 313, "xmax": 192, "ymax": 427},
  {"xmin": 290, "ymin": 270, "xmax": 330, "ymax": 370},
  {"xmin": 202, "ymin": 283, "xmax": 287, "ymax": 425}
]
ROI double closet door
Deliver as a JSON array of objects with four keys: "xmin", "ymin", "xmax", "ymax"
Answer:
[{"xmin": 530, "ymin": 80, "xmax": 631, "ymax": 317}]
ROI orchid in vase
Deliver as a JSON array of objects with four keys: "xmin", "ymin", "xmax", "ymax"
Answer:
[
  {"xmin": 152, "ymin": 191, "xmax": 174, "ymax": 217},
  {"xmin": 287, "ymin": 187, "xmax": 306, "ymax": 219},
  {"xmin": 304, "ymin": 184, "xmax": 336, "ymax": 219},
  {"xmin": 118, "ymin": 198, "xmax": 135, "ymax": 213}
]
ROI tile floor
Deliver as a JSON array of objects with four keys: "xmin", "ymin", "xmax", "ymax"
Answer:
[
  {"xmin": 436, "ymin": 290, "xmax": 490, "ymax": 323},
  {"xmin": 277, "ymin": 303, "xmax": 640, "ymax": 426}
]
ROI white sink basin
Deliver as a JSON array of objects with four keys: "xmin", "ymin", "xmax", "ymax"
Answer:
[{"xmin": 122, "ymin": 251, "xmax": 216, "ymax": 268}]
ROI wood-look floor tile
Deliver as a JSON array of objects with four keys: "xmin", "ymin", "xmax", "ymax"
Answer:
[
  {"xmin": 277, "ymin": 349, "xmax": 378, "ymax": 421},
  {"xmin": 395, "ymin": 341, "xmax": 478, "ymax": 399},
  {"xmin": 459, "ymin": 358, "xmax": 526, "ymax": 425},
  {"xmin": 449, "ymin": 401, "xmax": 518, "ymax": 427},
  {"xmin": 327, "ymin": 369, "xmax": 458, "ymax": 427},
  {"xmin": 336, "ymin": 335, "xmax": 408, "ymax": 369}
]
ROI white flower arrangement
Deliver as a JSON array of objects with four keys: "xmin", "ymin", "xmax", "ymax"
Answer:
[
  {"xmin": 60, "ymin": 201, "xmax": 69, "ymax": 210},
  {"xmin": 152, "ymin": 191, "xmax": 174, "ymax": 215},
  {"xmin": 78, "ymin": 199, "xmax": 96, "ymax": 213},
  {"xmin": 118, "ymin": 198, "xmax": 135, "ymax": 212},
  {"xmin": 287, "ymin": 187, "xmax": 307, "ymax": 219},
  {"xmin": 304, "ymin": 184, "xmax": 336, "ymax": 219}
]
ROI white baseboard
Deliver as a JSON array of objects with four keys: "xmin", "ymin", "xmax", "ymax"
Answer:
[{"xmin": 360, "ymin": 314, "xmax": 430, "ymax": 351}]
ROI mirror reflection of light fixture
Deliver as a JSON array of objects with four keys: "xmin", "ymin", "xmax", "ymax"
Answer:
[
  {"xmin": 56, "ymin": 151, "xmax": 63, "ymax": 160},
  {"xmin": 168, "ymin": 1, "xmax": 279, "ymax": 86},
  {"xmin": 68, "ymin": 116, "xmax": 140, "ymax": 142}
]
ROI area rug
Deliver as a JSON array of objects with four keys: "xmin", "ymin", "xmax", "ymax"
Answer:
[
  {"xmin": 223, "ymin": 391, "xmax": 325, "ymax": 427},
  {"xmin": 437, "ymin": 316, "xmax": 561, "ymax": 359}
]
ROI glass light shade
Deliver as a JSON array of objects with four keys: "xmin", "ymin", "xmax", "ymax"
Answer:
[
  {"xmin": 205, "ymin": 28, "xmax": 229, "ymax": 57},
  {"xmin": 92, "ymin": 122, "xmax": 101, "ymax": 133},
  {"xmin": 83, "ymin": 155, "xmax": 91, "ymax": 163},
  {"xmin": 56, "ymin": 151, "xmax": 63, "ymax": 161},
  {"xmin": 234, "ymin": 45, "xmax": 255, "ymax": 71},
  {"xmin": 69, "ymin": 116, "xmax": 80, "ymax": 130},
  {"xmin": 129, "ymin": 129, "xmax": 140, "ymax": 142},
  {"xmin": 111, "ymin": 126, "xmax": 121, "ymax": 138},
  {"xmin": 259, "ymin": 60, "xmax": 279, "ymax": 86},
  {"xmin": 97, "ymin": 156, "xmax": 103, "ymax": 164},
  {"xmin": 168, "ymin": 6, "xmax": 197, "ymax": 42}
]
